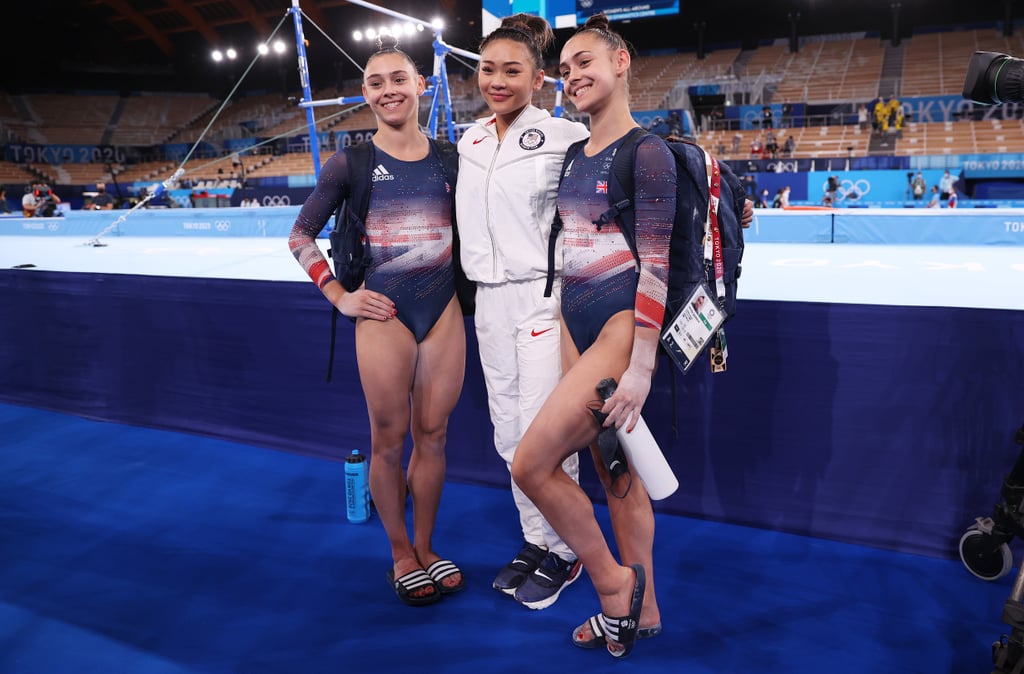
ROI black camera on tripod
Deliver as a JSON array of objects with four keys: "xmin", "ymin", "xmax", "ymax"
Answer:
[
  {"xmin": 33, "ymin": 184, "xmax": 59, "ymax": 217},
  {"xmin": 963, "ymin": 51, "xmax": 1024, "ymax": 105}
]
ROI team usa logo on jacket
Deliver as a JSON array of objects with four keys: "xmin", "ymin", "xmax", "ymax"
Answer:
[{"xmin": 518, "ymin": 129, "xmax": 545, "ymax": 150}]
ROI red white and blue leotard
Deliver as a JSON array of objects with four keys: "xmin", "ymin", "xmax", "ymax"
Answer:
[
  {"xmin": 557, "ymin": 133, "xmax": 676, "ymax": 353},
  {"xmin": 289, "ymin": 144, "xmax": 455, "ymax": 343}
]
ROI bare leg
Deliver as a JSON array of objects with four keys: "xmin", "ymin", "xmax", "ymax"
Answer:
[
  {"xmin": 512, "ymin": 312, "xmax": 644, "ymax": 639},
  {"xmin": 355, "ymin": 314, "xmax": 430, "ymax": 598},
  {"xmin": 584, "ymin": 446, "xmax": 661, "ymax": 633},
  {"xmin": 407, "ymin": 299, "xmax": 466, "ymax": 590}
]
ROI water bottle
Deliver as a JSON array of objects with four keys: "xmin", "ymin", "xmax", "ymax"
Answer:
[
  {"xmin": 345, "ymin": 449, "xmax": 370, "ymax": 523},
  {"xmin": 596, "ymin": 378, "xmax": 680, "ymax": 500}
]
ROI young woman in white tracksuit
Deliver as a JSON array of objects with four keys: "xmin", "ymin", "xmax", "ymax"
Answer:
[{"xmin": 456, "ymin": 14, "xmax": 590, "ymax": 610}]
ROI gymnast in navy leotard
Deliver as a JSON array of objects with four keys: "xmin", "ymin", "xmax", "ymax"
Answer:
[
  {"xmin": 291, "ymin": 144, "xmax": 455, "ymax": 342},
  {"xmin": 290, "ymin": 144, "xmax": 455, "ymax": 343},
  {"xmin": 364, "ymin": 147, "xmax": 455, "ymax": 342},
  {"xmin": 510, "ymin": 15, "xmax": 680, "ymax": 657},
  {"xmin": 558, "ymin": 134, "xmax": 676, "ymax": 354},
  {"xmin": 287, "ymin": 37, "xmax": 466, "ymax": 606}
]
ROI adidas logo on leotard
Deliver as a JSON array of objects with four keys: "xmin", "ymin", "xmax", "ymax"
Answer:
[{"xmin": 371, "ymin": 164, "xmax": 395, "ymax": 182}]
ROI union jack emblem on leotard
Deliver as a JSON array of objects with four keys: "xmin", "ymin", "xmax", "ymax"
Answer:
[{"xmin": 596, "ymin": 180, "xmax": 607, "ymax": 194}]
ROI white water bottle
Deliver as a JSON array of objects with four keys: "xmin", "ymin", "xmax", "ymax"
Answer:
[{"xmin": 596, "ymin": 378, "xmax": 680, "ymax": 500}]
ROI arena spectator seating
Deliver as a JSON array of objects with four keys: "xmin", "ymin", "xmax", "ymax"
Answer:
[
  {"xmin": 3, "ymin": 27, "xmax": 1024, "ymax": 185},
  {"xmin": 0, "ymin": 161, "xmax": 39, "ymax": 184},
  {"xmin": 172, "ymin": 92, "xmax": 296, "ymax": 146},
  {"xmin": 113, "ymin": 160, "xmax": 180, "ymax": 183},
  {"xmin": 244, "ymin": 152, "xmax": 317, "ymax": 180},
  {"xmin": 112, "ymin": 93, "xmax": 218, "ymax": 147},
  {"xmin": 773, "ymin": 38, "xmax": 883, "ymax": 104},
  {"xmin": 13, "ymin": 94, "xmax": 119, "ymax": 145},
  {"xmin": 897, "ymin": 118, "xmax": 1024, "ymax": 156},
  {"xmin": 901, "ymin": 29, "xmax": 1024, "ymax": 97}
]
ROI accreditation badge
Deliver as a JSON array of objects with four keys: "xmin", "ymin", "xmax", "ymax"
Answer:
[{"xmin": 660, "ymin": 283, "xmax": 726, "ymax": 374}]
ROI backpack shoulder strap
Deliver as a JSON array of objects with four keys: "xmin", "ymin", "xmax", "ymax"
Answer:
[
  {"xmin": 602, "ymin": 127, "xmax": 651, "ymax": 263},
  {"xmin": 342, "ymin": 141, "xmax": 374, "ymax": 223},
  {"xmin": 326, "ymin": 141, "xmax": 374, "ymax": 383},
  {"xmin": 544, "ymin": 138, "xmax": 587, "ymax": 298},
  {"xmin": 428, "ymin": 137, "xmax": 459, "ymax": 190},
  {"xmin": 429, "ymin": 137, "xmax": 476, "ymax": 316}
]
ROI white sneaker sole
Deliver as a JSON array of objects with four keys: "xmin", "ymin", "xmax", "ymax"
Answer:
[{"xmin": 515, "ymin": 562, "xmax": 583, "ymax": 610}]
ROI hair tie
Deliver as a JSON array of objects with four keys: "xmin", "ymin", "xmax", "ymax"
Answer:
[
  {"xmin": 375, "ymin": 35, "xmax": 400, "ymax": 52},
  {"xmin": 501, "ymin": 23, "xmax": 534, "ymax": 41}
]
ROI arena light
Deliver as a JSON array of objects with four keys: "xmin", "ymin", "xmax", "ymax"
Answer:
[
  {"xmin": 272, "ymin": 39, "xmax": 286, "ymax": 54},
  {"xmin": 431, "ymin": 18, "xmax": 444, "ymax": 30},
  {"xmin": 211, "ymin": 49, "xmax": 224, "ymax": 62},
  {"xmin": 225, "ymin": 48, "xmax": 238, "ymax": 60},
  {"xmin": 353, "ymin": 21, "xmax": 430, "ymax": 45},
  {"xmin": 257, "ymin": 43, "xmax": 269, "ymax": 55}
]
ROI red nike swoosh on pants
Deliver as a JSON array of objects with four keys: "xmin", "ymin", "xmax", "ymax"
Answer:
[{"xmin": 530, "ymin": 328, "xmax": 553, "ymax": 337}]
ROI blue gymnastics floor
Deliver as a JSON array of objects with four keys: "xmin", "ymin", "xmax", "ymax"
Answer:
[
  {"xmin": 3, "ymin": 212, "xmax": 1024, "ymax": 672},
  {"xmin": 0, "ymin": 402, "xmax": 1016, "ymax": 674}
]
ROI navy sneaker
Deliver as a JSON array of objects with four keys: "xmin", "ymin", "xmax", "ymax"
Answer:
[
  {"xmin": 493, "ymin": 542, "xmax": 547, "ymax": 595},
  {"xmin": 514, "ymin": 551, "xmax": 583, "ymax": 610}
]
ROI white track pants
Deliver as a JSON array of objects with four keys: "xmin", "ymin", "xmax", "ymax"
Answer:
[{"xmin": 474, "ymin": 278, "xmax": 580, "ymax": 562}]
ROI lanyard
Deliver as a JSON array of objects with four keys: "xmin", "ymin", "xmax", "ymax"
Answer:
[{"xmin": 703, "ymin": 152, "xmax": 726, "ymax": 304}]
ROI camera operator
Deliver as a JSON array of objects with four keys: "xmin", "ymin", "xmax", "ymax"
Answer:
[
  {"xmin": 31, "ymin": 183, "xmax": 61, "ymax": 217},
  {"xmin": 90, "ymin": 182, "xmax": 114, "ymax": 210},
  {"xmin": 911, "ymin": 172, "xmax": 927, "ymax": 201},
  {"xmin": 938, "ymin": 169, "xmax": 954, "ymax": 201},
  {"xmin": 21, "ymin": 183, "xmax": 39, "ymax": 217}
]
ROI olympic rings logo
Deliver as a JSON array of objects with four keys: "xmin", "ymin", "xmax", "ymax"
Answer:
[
  {"xmin": 824, "ymin": 178, "xmax": 871, "ymax": 200},
  {"xmin": 48, "ymin": 223, "xmax": 60, "ymax": 231},
  {"xmin": 215, "ymin": 221, "xmax": 231, "ymax": 232},
  {"xmin": 262, "ymin": 195, "xmax": 291, "ymax": 207}
]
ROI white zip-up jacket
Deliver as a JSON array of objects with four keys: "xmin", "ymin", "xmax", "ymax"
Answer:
[{"xmin": 456, "ymin": 105, "xmax": 589, "ymax": 284}]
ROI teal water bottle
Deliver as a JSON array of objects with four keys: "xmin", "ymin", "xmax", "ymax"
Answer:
[{"xmin": 345, "ymin": 450, "xmax": 370, "ymax": 523}]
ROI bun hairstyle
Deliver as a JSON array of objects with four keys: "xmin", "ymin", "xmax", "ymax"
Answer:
[
  {"xmin": 576, "ymin": 12, "xmax": 630, "ymax": 54},
  {"xmin": 480, "ymin": 12, "xmax": 554, "ymax": 70},
  {"xmin": 376, "ymin": 33, "xmax": 400, "ymax": 52},
  {"xmin": 366, "ymin": 32, "xmax": 416, "ymax": 70}
]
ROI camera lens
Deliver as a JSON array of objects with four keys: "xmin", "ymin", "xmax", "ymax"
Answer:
[{"xmin": 963, "ymin": 51, "xmax": 1024, "ymax": 105}]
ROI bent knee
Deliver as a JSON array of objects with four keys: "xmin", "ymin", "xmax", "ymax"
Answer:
[{"xmin": 510, "ymin": 453, "xmax": 540, "ymax": 496}]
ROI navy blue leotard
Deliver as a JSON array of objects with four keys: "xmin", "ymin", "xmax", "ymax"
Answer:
[
  {"xmin": 289, "ymin": 143, "xmax": 456, "ymax": 343},
  {"xmin": 557, "ymin": 134, "xmax": 676, "ymax": 353}
]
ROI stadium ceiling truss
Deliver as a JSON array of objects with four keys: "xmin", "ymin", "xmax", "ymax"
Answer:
[{"xmin": 90, "ymin": 0, "xmax": 457, "ymax": 59}]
